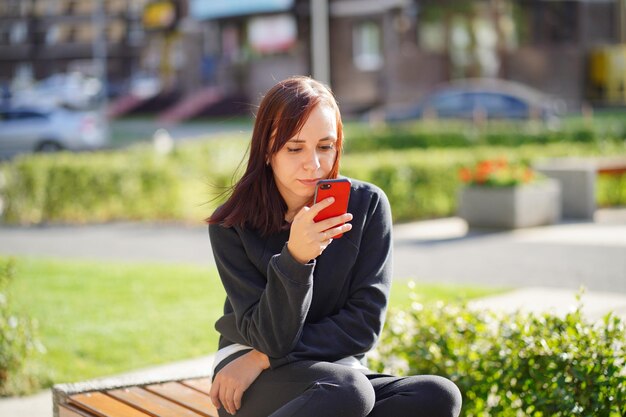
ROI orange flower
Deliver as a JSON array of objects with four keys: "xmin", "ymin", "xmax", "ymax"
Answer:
[
  {"xmin": 522, "ymin": 168, "xmax": 535, "ymax": 183},
  {"xmin": 494, "ymin": 158, "xmax": 508, "ymax": 169},
  {"xmin": 459, "ymin": 159, "xmax": 540, "ymax": 187},
  {"xmin": 474, "ymin": 169, "xmax": 489, "ymax": 184},
  {"xmin": 476, "ymin": 160, "xmax": 494, "ymax": 174},
  {"xmin": 458, "ymin": 167, "xmax": 473, "ymax": 183}
]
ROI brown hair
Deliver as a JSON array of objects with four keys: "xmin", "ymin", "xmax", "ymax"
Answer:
[{"xmin": 207, "ymin": 76, "xmax": 344, "ymax": 236}]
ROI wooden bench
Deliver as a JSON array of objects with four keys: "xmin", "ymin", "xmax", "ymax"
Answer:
[
  {"xmin": 53, "ymin": 375, "xmax": 218, "ymax": 417},
  {"xmin": 597, "ymin": 159, "xmax": 626, "ymax": 177}
]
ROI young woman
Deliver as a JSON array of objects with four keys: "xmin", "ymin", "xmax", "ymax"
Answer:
[{"xmin": 207, "ymin": 76, "xmax": 461, "ymax": 417}]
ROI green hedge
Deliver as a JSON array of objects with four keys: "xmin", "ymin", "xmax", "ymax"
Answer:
[
  {"xmin": 369, "ymin": 295, "xmax": 626, "ymax": 416},
  {"xmin": 1, "ymin": 150, "xmax": 182, "ymax": 224},
  {"xmin": 343, "ymin": 119, "xmax": 626, "ymax": 153},
  {"xmin": 1, "ymin": 138, "xmax": 625, "ymax": 225},
  {"xmin": 598, "ymin": 174, "xmax": 626, "ymax": 208},
  {"xmin": 341, "ymin": 144, "xmax": 626, "ymax": 222}
]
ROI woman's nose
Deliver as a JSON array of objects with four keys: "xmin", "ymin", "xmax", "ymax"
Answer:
[{"xmin": 303, "ymin": 150, "xmax": 321, "ymax": 171}]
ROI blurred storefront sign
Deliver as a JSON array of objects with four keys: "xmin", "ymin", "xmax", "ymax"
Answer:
[
  {"xmin": 589, "ymin": 44, "xmax": 626, "ymax": 105},
  {"xmin": 143, "ymin": 0, "xmax": 180, "ymax": 32},
  {"xmin": 248, "ymin": 14, "xmax": 297, "ymax": 54},
  {"xmin": 190, "ymin": 0, "xmax": 294, "ymax": 20}
]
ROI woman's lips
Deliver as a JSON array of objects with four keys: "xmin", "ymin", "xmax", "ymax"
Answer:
[{"xmin": 298, "ymin": 179, "xmax": 320, "ymax": 186}]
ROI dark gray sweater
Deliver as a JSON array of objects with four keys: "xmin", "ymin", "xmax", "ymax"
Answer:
[{"xmin": 208, "ymin": 178, "xmax": 393, "ymax": 369}]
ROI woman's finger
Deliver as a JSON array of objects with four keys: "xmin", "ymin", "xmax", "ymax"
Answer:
[
  {"xmin": 226, "ymin": 385, "xmax": 238, "ymax": 415},
  {"xmin": 220, "ymin": 384, "xmax": 230, "ymax": 414},
  {"xmin": 209, "ymin": 379, "xmax": 222, "ymax": 410},
  {"xmin": 324, "ymin": 223, "xmax": 352, "ymax": 239},
  {"xmin": 315, "ymin": 212, "xmax": 352, "ymax": 233},
  {"xmin": 233, "ymin": 387, "xmax": 244, "ymax": 411},
  {"xmin": 220, "ymin": 384, "xmax": 235, "ymax": 415},
  {"xmin": 305, "ymin": 197, "xmax": 335, "ymax": 218}
]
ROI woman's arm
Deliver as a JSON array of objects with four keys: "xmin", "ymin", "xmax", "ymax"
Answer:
[
  {"xmin": 211, "ymin": 197, "xmax": 353, "ymax": 358},
  {"xmin": 269, "ymin": 189, "xmax": 393, "ymax": 368},
  {"xmin": 210, "ymin": 223, "xmax": 315, "ymax": 358},
  {"xmin": 210, "ymin": 349, "xmax": 269, "ymax": 415}
]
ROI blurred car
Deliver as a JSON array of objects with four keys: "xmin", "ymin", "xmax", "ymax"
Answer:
[
  {"xmin": 0, "ymin": 105, "xmax": 109, "ymax": 159},
  {"xmin": 370, "ymin": 78, "xmax": 566, "ymax": 125},
  {"xmin": 11, "ymin": 72, "xmax": 103, "ymax": 110}
]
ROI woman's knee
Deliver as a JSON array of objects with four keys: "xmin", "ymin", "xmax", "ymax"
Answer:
[
  {"xmin": 315, "ymin": 367, "xmax": 375, "ymax": 417},
  {"xmin": 413, "ymin": 375, "xmax": 462, "ymax": 417}
]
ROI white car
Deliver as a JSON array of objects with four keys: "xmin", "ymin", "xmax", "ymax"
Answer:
[{"xmin": 0, "ymin": 106, "xmax": 109, "ymax": 159}]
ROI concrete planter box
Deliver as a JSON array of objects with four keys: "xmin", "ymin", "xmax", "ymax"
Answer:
[{"xmin": 458, "ymin": 179, "xmax": 561, "ymax": 229}]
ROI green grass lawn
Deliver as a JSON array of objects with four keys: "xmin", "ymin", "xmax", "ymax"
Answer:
[{"xmin": 3, "ymin": 255, "xmax": 503, "ymax": 388}]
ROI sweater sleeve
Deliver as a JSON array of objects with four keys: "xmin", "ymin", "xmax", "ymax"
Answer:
[
  {"xmin": 209, "ymin": 224, "xmax": 315, "ymax": 358},
  {"xmin": 268, "ymin": 189, "xmax": 393, "ymax": 368}
]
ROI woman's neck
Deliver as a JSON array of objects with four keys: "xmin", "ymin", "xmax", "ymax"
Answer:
[
  {"xmin": 285, "ymin": 200, "xmax": 311, "ymax": 223},
  {"xmin": 285, "ymin": 208, "xmax": 299, "ymax": 223}
]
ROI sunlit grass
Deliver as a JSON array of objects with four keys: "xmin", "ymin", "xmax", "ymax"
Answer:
[{"xmin": 5, "ymin": 255, "xmax": 503, "ymax": 386}]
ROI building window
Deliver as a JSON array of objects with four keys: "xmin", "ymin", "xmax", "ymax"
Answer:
[
  {"xmin": 0, "ymin": 0, "xmax": 31, "ymax": 17},
  {"xmin": 34, "ymin": 0, "xmax": 63, "ymax": 16},
  {"xmin": 10, "ymin": 21, "xmax": 28, "ymax": 44},
  {"xmin": 108, "ymin": 21, "xmax": 126, "ymax": 43},
  {"xmin": 221, "ymin": 25, "xmax": 241, "ymax": 62},
  {"xmin": 531, "ymin": 1, "xmax": 578, "ymax": 44},
  {"xmin": 46, "ymin": 24, "xmax": 61, "ymax": 45},
  {"xmin": 353, "ymin": 21, "xmax": 382, "ymax": 71},
  {"xmin": 46, "ymin": 24, "xmax": 74, "ymax": 45}
]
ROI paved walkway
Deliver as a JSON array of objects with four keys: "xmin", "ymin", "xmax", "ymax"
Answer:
[
  {"xmin": 392, "ymin": 211, "xmax": 626, "ymax": 293},
  {"xmin": 1, "ymin": 209, "xmax": 625, "ymax": 417},
  {"xmin": 2, "ymin": 209, "xmax": 625, "ymax": 292}
]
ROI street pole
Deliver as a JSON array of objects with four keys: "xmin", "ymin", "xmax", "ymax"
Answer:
[
  {"xmin": 311, "ymin": 0, "xmax": 331, "ymax": 86},
  {"xmin": 92, "ymin": 0, "xmax": 108, "ymax": 111},
  {"xmin": 620, "ymin": 0, "xmax": 626, "ymax": 43}
]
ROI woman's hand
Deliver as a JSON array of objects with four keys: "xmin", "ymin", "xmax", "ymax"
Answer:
[
  {"xmin": 209, "ymin": 349, "xmax": 269, "ymax": 415},
  {"xmin": 287, "ymin": 197, "xmax": 353, "ymax": 264}
]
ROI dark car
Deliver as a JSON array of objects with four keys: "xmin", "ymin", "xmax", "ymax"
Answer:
[{"xmin": 372, "ymin": 78, "xmax": 565, "ymax": 125}]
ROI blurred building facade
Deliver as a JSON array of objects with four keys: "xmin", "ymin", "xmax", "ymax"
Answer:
[
  {"xmin": 1, "ymin": 0, "xmax": 624, "ymax": 117},
  {"xmin": 0, "ymin": 0, "xmax": 148, "ymax": 94},
  {"xmin": 188, "ymin": 0, "xmax": 625, "ymax": 115}
]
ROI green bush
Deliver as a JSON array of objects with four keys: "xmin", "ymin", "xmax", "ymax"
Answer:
[
  {"xmin": 369, "ymin": 294, "xmax": 626, "ymax": 416},
  {"xmin": 598, "ymin": 174, "xmax": 626, "ymax": 208},
  {"xmin": 1, "ymin": 150, "xmax": 182, "ymax": 224},
  {"xmin": 1, "ymin": 136, "xmax": 624, "ymax": 225},
  {"xmin": 0, "ymin": 259, "xmax": 45, "ymax": 396},
  {"xmin": 343, "ymin": 119, "xmax": 626, "ymax": 153},
  {"xmin": 342, "ymin": 143, "xmax": 626, "ymax": 221}
]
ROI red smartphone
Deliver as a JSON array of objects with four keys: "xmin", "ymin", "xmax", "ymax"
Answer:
[{"xmin": 313, "ymin": 178, "xmax": 351, "ymax": 238}]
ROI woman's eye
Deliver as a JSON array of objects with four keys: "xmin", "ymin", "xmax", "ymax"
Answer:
[
  {"xmin": 319, "ymin": 145, "xmax": 335, "ymax": 151},
  {"xmin": 287, "ymin": 147, "xmax": 302, "ymax": 153}
]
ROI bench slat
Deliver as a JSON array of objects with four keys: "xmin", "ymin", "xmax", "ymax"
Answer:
[
  {"xmin": 60, "ymin": 404, "xmax": 97, "ymax": 417},
  {"xmin": 108, "ymin": 387, "xmax": 206, "ymax": 417},
  {"xmin": 181, "ymin": 378, "xmax": 214, "ymax": 396},
  {"xmin": 145, "ymin": 382, "xmax": 218, "ymax": 417},
  {"xmin": 69, "ymin": 392, "xmax": 152, "ymax": 417}
]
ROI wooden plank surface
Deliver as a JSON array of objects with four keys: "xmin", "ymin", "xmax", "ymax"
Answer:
[
  {"xmin": 66, "ymin": 378, "xmax": 219, "ymax": 417},
  {"xmin": 108, "ymin": 387, "xmax": 204, "ymax": 417},
  {"xmin": 145, "ymin": 382, "xmax": 218, "ymax": 417},
  {"xmin": 59, "ymin": 404, "xmax": 98, "ymax": 417},
  {"xmin": 181, "ymin": 378, "xmax": 213, "ymax": 396},
  {"xmin": 69, "ymin": 392, "xmax": 152, "ymax": 417}
]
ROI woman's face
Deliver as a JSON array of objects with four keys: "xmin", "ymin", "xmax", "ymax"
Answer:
[{"xmin": 270, "ymin": 103, "xmax": 338, "ymax": 213}]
